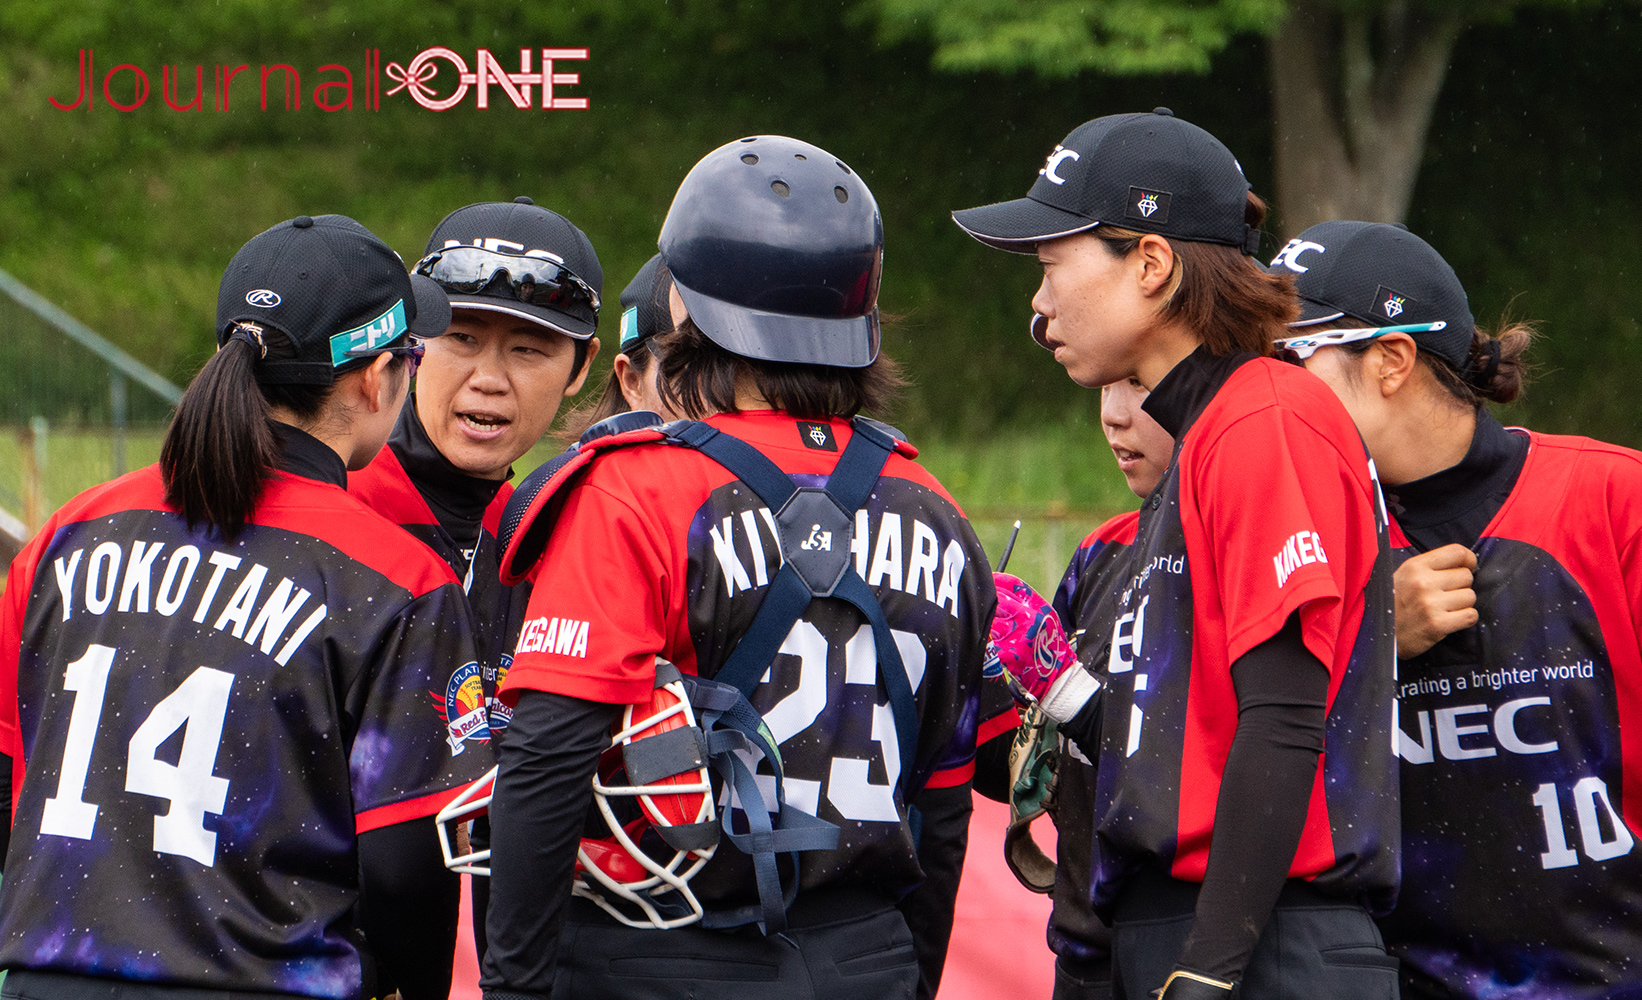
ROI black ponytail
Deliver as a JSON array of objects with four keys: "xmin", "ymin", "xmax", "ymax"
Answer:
[{"xmin": 161, "ymin": 328, "xmax": 330, "ymax": 539}]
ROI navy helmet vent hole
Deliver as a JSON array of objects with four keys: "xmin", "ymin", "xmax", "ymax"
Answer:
[
  {"xmin": 834, "ymin": 186, "xmax": 849, "ymax": 204},
  {"xmin": 835, "ymin": 160, "xmax": 851, "ymax": 175},
  {"xmin": 771, "ymin": 180, "xmax": 791, "ymax": 198},
  {"xmin": 795, "ymin": 153, "xmax": 807, "ymax": 160},
  {"xmin": 741, "ymin": 153, "xmax": 759, "ymax": 165}
]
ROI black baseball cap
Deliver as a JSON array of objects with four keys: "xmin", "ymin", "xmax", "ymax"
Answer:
[
  {"xmin": 953, "ymin": 109, "xmax": 1260, "ymax": 255},
  {"xmin": 217, "ymin": 214, "xmax": 451, "ymax": 385},
  {"xmin": 422, "ymin": 196, "xmax": 603, "ymax": 339},
  {"xmin": 618, "ymin": 254, "xmax": 672, "ymax": 352},
  {"xmin": 1267, "ymin": 220, "xmax": 1476, "ymax": 370}
]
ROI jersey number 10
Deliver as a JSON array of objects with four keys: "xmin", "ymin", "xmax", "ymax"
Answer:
[
  {"xmin": 38, "ymin": 644, "xmax": 235, "ymax": 868},
  {"xmin": 1531, "ymin": 777, "xmax": 1635, "ymax": 870}
]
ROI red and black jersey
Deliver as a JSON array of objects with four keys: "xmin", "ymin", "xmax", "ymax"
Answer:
[
  {"xmin": 1088, "ymin": 351, "xmax": 1398, "ymax": 914},
  {"xmin": 1048, "ymin": 510, "xmax": 1139, "ymax": 961},
  {"xmin": 0, "ymin": 438, "xmax": 487, "ymax": 997},
  {"xmin": 349, "ymin": 399, "xmax": 530, "ymax": 738},
  {"xmin": 1381, "ymin": 430, "xmax": 1642, "ymax": 997},
  {"xmin": 501, "ymin": 410, "xmax": 995, "ymax": 910}
]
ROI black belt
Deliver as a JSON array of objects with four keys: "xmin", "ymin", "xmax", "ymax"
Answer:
[
  {"xmin": 567, "ymin": 883, "xmax": 897, "ymax": 933},
  {"xmin": 1113, "ymin": 865, "xmax": 1351, "ymax": 924}
]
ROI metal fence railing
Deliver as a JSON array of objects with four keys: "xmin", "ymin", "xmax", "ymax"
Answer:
[{"xmin": 0, "ymin": 267, "xmax": 183, "ymax": 554}]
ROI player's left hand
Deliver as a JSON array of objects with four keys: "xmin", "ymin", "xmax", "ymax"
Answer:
[
  {"xmin": 985, "ymin": 573, "xmax": 1100, "ymax": 724},
  {"xmin": 1151, "ymin": 969, "xmax": 1236, "ymax": 999}
]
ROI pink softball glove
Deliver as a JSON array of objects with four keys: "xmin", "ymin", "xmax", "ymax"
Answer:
[{"xmin": 985, "ymin": 573, "xmax": 1102, "ymax": 722}]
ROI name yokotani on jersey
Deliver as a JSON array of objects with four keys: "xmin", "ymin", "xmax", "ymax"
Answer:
[
  {"xmin": 706, "ymin": 506, "xmax": 970, "ymax": 617},
  {"xmin": 48, "ymin": 540, "xmax": 327, "ymax": 666}
]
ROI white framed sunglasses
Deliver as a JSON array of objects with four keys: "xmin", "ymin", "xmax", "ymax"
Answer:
[{"xmin": 1275, "ymin": 321, "xmax": 1447, "ymax": 363}]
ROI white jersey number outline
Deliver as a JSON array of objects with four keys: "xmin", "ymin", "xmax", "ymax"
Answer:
[
  {"xmin": 727, "ymin": 619, "xmax": 927, "ymax": 824},
  {"xmin": 38, "ymin": 643, "xmax": 236, "ymax": 867}
]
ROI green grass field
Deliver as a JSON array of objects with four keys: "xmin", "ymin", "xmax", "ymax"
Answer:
[{"xmin": 1, "ymin": 419, "xmax": 1136, "ymax": 596}]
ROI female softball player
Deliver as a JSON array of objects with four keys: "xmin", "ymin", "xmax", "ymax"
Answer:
[
  {"xmin": 955, "ymin": 110, "xmax": 1400, "ymax": 1000},
  {"xmin": 0, "ymin": 215, "xmax": 488, "ymax": 999},
  {"xmin": 560, "ymin": 246, "xmax": 1011, "ymax": 1000},
  {"xmin": 477, "ymin": 135, "xmax": 995, "ymax": 1000},
  {"xmin": 562, "ymin": 252, "xmax": 683, "ymax": 433},
  {"xmin": 1269, "ymin": 220, "xmax": 1642, "ymax": 998},
  {"xmin": 1040, "ymin": 376, "xmax": 1175, "ymax": 1000}
]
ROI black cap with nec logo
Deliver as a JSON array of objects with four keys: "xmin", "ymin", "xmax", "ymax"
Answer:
[
  {"xmin": 422, "ymin": 197, "xmax": 604, "ymax": 339},
  {"xmin": 1266, "ymin": 220, "xmax": 1476, "ymax": 371},
  {"xmin": 952, "ymin": 108, "xmax": 1260, "ymax": 255}
]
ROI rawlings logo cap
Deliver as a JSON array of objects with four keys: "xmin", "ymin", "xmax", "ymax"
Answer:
[{"xmin": 217, "ymin": 214, "xmax": 450, "ymax": 385}]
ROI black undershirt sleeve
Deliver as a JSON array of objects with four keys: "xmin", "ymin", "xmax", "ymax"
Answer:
[
  {"xmin": 357, "ymin": 816, "xmax": 462, "ymax": 1000},
  {"xmin": 1059, "ymin": 689, "xmax": 1105, "ymax": 758},
  {"xmin": 481, "ymin": 690, "xmax": 619, "ymax": 1000},
  {"xmin": 0, "ymin": 751, "xmax": 10, "ymax": 868},
  {"xmin": 898, "ymin": 781, "xmax": 976, "ymax": 1000},
  {"xmin": 971, "ymin": 728, "xmax": 1014, "ymax": 803},
  {"xmin": 1176, "ymin": 612, "xmax": 1329, "ymax": 982}
]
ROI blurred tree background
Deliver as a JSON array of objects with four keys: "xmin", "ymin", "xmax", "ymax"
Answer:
[{"xmin": 1, "ymin": 0, "xmax": 1640, "ymax": 510}]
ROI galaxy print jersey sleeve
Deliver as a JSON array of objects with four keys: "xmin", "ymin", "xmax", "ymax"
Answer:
[
  {"xmin": 0, "ymin": 535, "xmax": 40, "ymax": 769},
  {"xmin": 349, "ymin": 581, "xmax": 492, "ymax": 832}
]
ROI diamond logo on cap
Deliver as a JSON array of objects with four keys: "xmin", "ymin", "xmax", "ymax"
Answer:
[
  {"xmin": 1126, "ymin": 187, "xmax": 1172, "ymax": 224},
  {"xmin": 1374, "ymin": 284, "xmax": 1412, "ymax": 320}
]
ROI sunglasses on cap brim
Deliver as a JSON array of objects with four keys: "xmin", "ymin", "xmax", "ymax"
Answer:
[
  {"xmin": 414, "ymin": 246, "xmax": 600, "ymax": 315},
  {"xmin": 1274, "ymin": 322, "xmax": 1447, "ymax": 363}
]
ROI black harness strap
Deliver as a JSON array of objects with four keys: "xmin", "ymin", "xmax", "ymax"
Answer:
[
  {"xmin": 518, "ymin": 415, "xmax": 920, "ymax": 936},
  {"xmin": 646, "ymin": 417, "xmax": 926, "ymax": 934},
  {"xmin": 665, "ymin": 418, "xmax": 919, "ymax": 780}
]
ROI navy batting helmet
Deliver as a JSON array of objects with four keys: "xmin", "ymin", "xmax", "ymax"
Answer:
[{"xmin": 658, "ymin": 136, "xmax": 883, "ymax": 368}]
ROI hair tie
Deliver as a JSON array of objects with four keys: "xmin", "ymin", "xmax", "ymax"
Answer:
[
  {"xmin": 229, "ymin": 322, "xmax": 267, "ymax": 359},
  {"xmin": 1471, "ymin": 338, "xmax": 1501, "ymax": 389}
]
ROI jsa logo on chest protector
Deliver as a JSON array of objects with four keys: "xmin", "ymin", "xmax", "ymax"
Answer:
[{"xmin": 1273, "ymin": 530, "xmax": 1328, "ymax": 587}]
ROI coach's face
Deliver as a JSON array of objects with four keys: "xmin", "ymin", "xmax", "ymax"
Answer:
[
  {"xmin": 415, "ymin": 310, "xmax": 598, "ymax": 479},
  {"xmin": 1032, "ymin": 232, "xmax": 1178, "ymax": 388}
]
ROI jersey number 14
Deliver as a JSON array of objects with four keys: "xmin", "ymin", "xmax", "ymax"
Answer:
[{"xmin": 38, "ymin": 643, "xmax": 235, "ymax": 868}]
